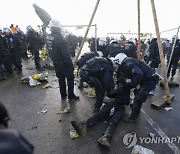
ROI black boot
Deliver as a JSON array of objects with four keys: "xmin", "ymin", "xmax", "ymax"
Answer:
[
  {"xmin": 68, "ymin": 94, "xmax": 79, "ymax": 100},
  {"xmin": 97, "ymin": 135, "xmax": 111, "ymax": 149},
  {"xmin": 123, "ymin": 114, "xmax": 139, "ymax": 123},
  {"xmin": 124, "ymin": 101, "xmax": 142, "ymax": 123},
  {"xmin": 71, "ymin": 121, "xmax": 87, "ymax": 135}
]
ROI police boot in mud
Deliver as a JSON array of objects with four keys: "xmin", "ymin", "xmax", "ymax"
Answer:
[
  {"xmin": 97, "ymin": 134, "xmax": 111, "ymax": 149},
  {"xmin": 124, "ymin": 101, "xmax": 142, "ymax": 123}
]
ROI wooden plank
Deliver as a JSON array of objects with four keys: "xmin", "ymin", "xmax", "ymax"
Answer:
[{"xmin": 151, "ymin": 94, "xmax": 174, "ymax": 109}]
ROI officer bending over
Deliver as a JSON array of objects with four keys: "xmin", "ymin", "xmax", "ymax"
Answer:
[
  {"xmin": 79, "ymin": 57, "xmax": 115, "ymax": 112},
  {"xmin": 114, "ymin": 53, "xmax": 159, "ymax": 122}
]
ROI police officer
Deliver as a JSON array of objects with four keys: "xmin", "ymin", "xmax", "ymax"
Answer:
[
  {"xmin": 79, "ymin": 57, "xmax": 115, "ymax": 112},
  {"xmin": 15, "ymin": 28, "xmax": 28, "ymax": 59},
  {"xmin": 46, "ymin": 19, "xmax": 79, "ymax": 100},
  {"xmin": 0, "ymin": 103, "xmax": 34, "ymax": 154},
  {"xmin": 77, "ymin": 51, "xmax": 103, "ymax": 88},
  {"xmin": 71, "ymin": 82, "xmax": 130, "ymax": 148},
  {"xmin": 122, "ymin": 39, "xmax": 137, "ymax": 58},
  {"xmin": 167, "ymin": 35, "xmax": 180, "ymax": 80},
  {"xmin": 0, "ymin": 31, "xmax": 6, "ymax": 80},
  {"xmin": 113, "ymin": 53, "xmax": 159, "ymax": 122},
  {"xmin": 26, "ymin": 25, "xmax": 44, "ymax": 71},
  {"xmin": 104, "ymin": 39, "xmax": 123, "ymax": 57},
  {"xmin": 0, "ymin": 28, "xmax": 13, "ymax": 78},
  {"xmin": 147, "ymin": 37, "xmax": 160, "ymax": 68},
  {"xmin": 4, "ymin": 28, "xmax": 22, "ymax": 74}
]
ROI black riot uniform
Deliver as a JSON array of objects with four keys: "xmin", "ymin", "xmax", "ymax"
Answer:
[
  {"xmin": 77, "ymin": 51, "xmax": 99, "ymax": 69},
  {"xmin": 5, "ymin": 32, "xmax": 22, "ymax": 73},
  {"xmin": 77, "ymin": 51, "xmax": 102, "ymax": 88},
  {"xmin": 26, "ymin": 28, "xmax": 44, "ymax": 70},
  {"xmin": 0, "ymin": 35, "xmax": 13, "ymax": 78},
  {"xmin": 104, "ymin": 41, "xmax": 122, "ymax": 57},
  {"xmin": 0, "ymin": 35, "xmax": 7, "ymax": 80},
  {"xmin": 0, "ymin": 103, "xmax": 34, "ymax": 154},
  {"xmin": 167, "ymin": 38, "xmax": 180, "ymax": 79},
  {"xmin": 122, "ymin": 41, "xmax": 137, "ymax": 58},
  {"xmin": 46, "ymin": 27, "xmax": 79, "ymax": 100},
  {"xmin": 147, "ymin": 38, "xmax": 160, "ymax": 68},
  {"xmin": 117, "ymin": 57, "xmax": 159, "ymax": 122},
  {"xmin": 71, "ymin": 83, "xmax": 130, "ymax": 148},
  {"xmin": 79, "ymin": 57, "xmax": 114, "ymax": 112}
]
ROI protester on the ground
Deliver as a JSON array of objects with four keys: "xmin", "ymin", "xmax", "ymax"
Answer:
[
  {"xmin": 71, "ymin": 82, "xmax": 130, "ymax": 148},
  {"xmin": 46, "ymin": 19, "xmax": 79, "ymax": 100}
]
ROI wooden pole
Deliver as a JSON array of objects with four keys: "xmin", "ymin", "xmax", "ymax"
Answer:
[
  {"xmin": 74, "ymin": 0, "xmax": 101, "ymax": 65},
  {"xmin": 137, "ymin": 0, "xmax": 141, "ymax": 60},
  {"xmin": 150, "ymin": 0, "xmax": 171, "ymax": 104}
]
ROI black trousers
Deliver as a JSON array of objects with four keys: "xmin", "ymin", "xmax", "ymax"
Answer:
[{"xmin": 86, "ymin": 102, "xmax": 125, "ymax": 139}]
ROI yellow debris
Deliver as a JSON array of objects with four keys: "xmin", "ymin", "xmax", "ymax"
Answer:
[
  {"xmin": 57, "ymin": 107, "xmax": 71, "ymax": 114},
  {"xmin": 70, "ymin": 130, "xmax": 79, "ymax": 139}
]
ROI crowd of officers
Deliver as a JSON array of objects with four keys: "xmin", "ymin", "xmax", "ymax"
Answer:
[
  {"xmin": 0, "ymin": 19, "xmax": 180, "ymax": 153},
  {"xmin": 0, "ymin": 24, "xmax": 45, "ymax": 81}
]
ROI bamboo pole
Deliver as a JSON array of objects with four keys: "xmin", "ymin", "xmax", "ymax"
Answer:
[
  {"xmin": 74, "ymin": 0, "xmax": 101, "ymax": 65},
  {"xmin": 137, "ymin": 0, "xmax": 141, "ymax": 60},
  {"xmin": 150, "ymin": 0, "xmax": 171, "ymax": 104}
]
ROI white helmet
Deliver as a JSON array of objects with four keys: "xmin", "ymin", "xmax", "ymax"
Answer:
[
  {"xmin": 110, "ymin": 39, "xmax": 118, "ymax": 44},
  {"xmin": 96, "ymin": 51, "xmax": 103, "ymax": 57},
  {"xmin": 148, "ymin": 35, "xmax": 154, "ymax": 42},
  {"xmin": 113, "ymin": 53, "xmax": 127, "ymax": 65},
  {"xmin": 26, "ymin": 25, "xmax": 33, "ymax": 31},
  {"xmin": 98, "ymin": 37, "xmax": 107, "ymax": 46},
  {"xmin": 49, "ymin": 19, "xmax": 62, "ymax": 29}
]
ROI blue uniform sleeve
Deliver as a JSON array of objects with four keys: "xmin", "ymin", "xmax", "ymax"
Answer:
[{"xmin": 126, "ymin": 66, "xmax": 143, "ymax": 88}]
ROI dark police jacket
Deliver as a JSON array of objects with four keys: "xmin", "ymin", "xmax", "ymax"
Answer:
[
  {"xmin": 80, "ymin": 57, "xmax": 114, "ymax": 91},
  {"xmin": 77, "ymin": 51, "xmax": 99, "ymax": 69},
  {"xmin": 46, "ymin": 32, "xmax": 73, "ymax": 68},
  {"xmin": 147, "ymin": 38, "xmax": 160, "ymax": 62},
  {"xmin": 105, "ymin": 42, "xmax": 122, "ymax": 57},
  {"xmin": 122, "ymin": 41, "xmax": 137, "ymax": 58},
  {"xmin": 26, "ymin": 31, "xmax": 43, "ymax": 51},
  {"xmin": 0, "ymin": 125, "xmax": 34, "ymax": 154},
  {"xmin": 167, "ymin": 39, "xmax": 180, "ymax": 62},
  {"xmin": 118, "ymin": 57, "xmax": 155, "ymax": 88}
]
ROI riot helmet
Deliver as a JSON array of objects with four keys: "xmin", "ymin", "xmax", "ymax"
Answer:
[{"xmin": 113, "ymin": 53, "xmax": 127, "ymax": 65}]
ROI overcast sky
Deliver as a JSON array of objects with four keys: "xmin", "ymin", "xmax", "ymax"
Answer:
[{"xmin": 0, "ymin": 0, "xmax": 180, "ymax": 38}]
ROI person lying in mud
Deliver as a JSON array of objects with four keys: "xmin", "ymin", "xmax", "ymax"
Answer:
[{"xmin": 71, "ymin": 81, "xmax": 130, "ymax": 149}]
